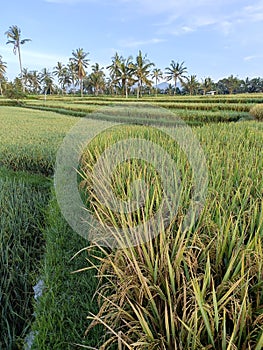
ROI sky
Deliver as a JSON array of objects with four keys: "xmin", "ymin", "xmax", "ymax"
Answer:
[{"xmin": 0, "ymin": 0, "xmax": 263, "ymax": 82}]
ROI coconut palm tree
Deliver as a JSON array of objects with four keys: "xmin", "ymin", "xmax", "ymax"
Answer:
[
  {"xmin": 118, "ymin": 56, "xmax": 133, "ymax": 98},
  {"xmin": 88, "ymin": 63, "xmax": 105, "ymax": 96},
  {"xmin": 60, "ymin": 68, "xmax": 72, "ymax": 94},
  {"xmin": 40, "ymin": 68, "xmax": 55, "ymax": 95},
  {"xmin": 28, "ymin": 70, "xmax": 41, "ymax": 94},
  {"xmin": 67, "ymin": 60, "xmax": 78, "ymax": 94},
  {"xmin": 70, "ymin": 48, "xmax": 89, "ymax": 97},
  {"xmin": 151, "ymin": 68, "xmax": 163, "ymax": 97},
  {"xmin": 5, "ymin": 25, "xmax": 31, "ymax": 92},
  {"xmin": 53, "ymin": 62, "xmax": 71, "ymax": 94},
  {"xmin": 53, "ymin": 62, "xmax": 65, "ymax": 94},
  {"xmin": 165, "ymin": 60, "xmax": 187, "ymax": 95},
  {"xmin": 182, "ymin": 75, "xmax": 199, "ymax": 95},
  {"xmin": 129, "ymin": 50, "xmax": 154, "ymax": 98},
  {"xmin": 20, "ymin": 68, "xmax": 31, "ymax": 91},
  {"xmin": 107, "ymin": 52, "xmax": 122, "ymax": 95},
  {"xmin": 0, "ymin": 55, "xmax": 7, "ymax": 95},
  {"xmin": 201, "ymin": 77, "xmax": 213, "ymax": 95}
]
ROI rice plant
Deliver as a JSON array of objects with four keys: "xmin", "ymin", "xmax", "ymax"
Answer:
[
  {"xmin": 79, "ymin": 121, "xmax": 263, "ymax": 349},
  {"xmin": 0, "ymin": 106, "xmax": 79, "ymax": 174},
  {"xmin": 0, "ymin": 177, "xmax": 49, "ymax": 349}
]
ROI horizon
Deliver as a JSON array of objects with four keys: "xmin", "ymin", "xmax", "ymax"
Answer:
[{"xmin": 1, "ymin": 0, "xmax": 263, "ymax": 82}]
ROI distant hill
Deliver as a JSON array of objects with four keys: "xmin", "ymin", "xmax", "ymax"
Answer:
[{"xmin": 156, "ymin": 82, "xmax": 170, "ymax": 90}]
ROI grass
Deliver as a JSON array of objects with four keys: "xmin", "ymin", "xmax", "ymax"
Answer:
[{"xmin": 31, "ymin": 192, "xmax": 104, "ymax": 349}]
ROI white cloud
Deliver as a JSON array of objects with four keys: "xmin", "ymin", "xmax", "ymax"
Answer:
[
  {"xmin": 119, "ymin": 38, "xmax": 166, "ymax": 48},
  {"xmin": 244, "ymin": 54, "xmax": 263, "ymax": 61},
  {"xmin": 141, "ymin": 0, "xmax": 263, "ymax": 37}
]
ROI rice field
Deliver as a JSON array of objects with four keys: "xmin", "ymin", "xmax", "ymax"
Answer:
[
  {"xmin": 21, "ymin": 93, "xmax": 259, "ymax": 125},
  {"xmin": 0, "ymin": 98, "xmax": 262, "ymax": 349},
  {"xmin": 0, "ymin": 107, "xmax": 79, "ymax": 175}
]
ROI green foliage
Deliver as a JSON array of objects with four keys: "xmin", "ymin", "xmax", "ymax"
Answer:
[
  {"xmin": 4, "ymin": 85, "xmax": 26, "ymax": 100},
  {"xmin": 0, "ymin": 176, "xmax": 50, "ymax": 350},
  {"xmin": 250, "ymin": 104, "xmax": 263, "ymax": 121}
]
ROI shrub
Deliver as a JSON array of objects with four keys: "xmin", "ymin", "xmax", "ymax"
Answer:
[{"xmin": 250, "ymin": 104, "xmax": 263, "ymax": 121}]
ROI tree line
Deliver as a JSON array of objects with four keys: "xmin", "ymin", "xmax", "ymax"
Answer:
[{"xmin": 0, "ymin": 25, "xmax": 263, "ymax": 98}]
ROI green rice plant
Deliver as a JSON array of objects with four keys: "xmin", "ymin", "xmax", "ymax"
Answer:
[
  {"xmin": 0, "ymin": 107, "xmax": 79, "ymax": 175},
  {"xmin": 79, "ymin": 121, "xmax": 262, "ymax": 349},
  {"xmin": 0, "ymin": 176, "xmax": 50, "ymax": 350}
]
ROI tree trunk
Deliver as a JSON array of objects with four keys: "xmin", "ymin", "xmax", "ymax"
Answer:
[
  {"xmin": 174, "ymin": 77, "xmax": 177, "ymax": 95},
  {"xmin": 80, "ymin": 78, "xmax": 83, "ymax": 97},
  {"xmin": 0, "ymin": 81, "xmax": 2, "ymax": 95},
  {"xmin": 137, "ymin": 79, "xmax": 141, "ymax": 99},
  {"xmin": 18, "ymin": 45, "xmax": 25, "ymax": 93}
]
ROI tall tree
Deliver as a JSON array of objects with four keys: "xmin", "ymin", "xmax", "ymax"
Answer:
[
  {"xmin": 118, "ymin": 56, "xmax": 133, "ymax": 98},
  {"xmin": 130, "ymin": 50, "xmax": 154, "ymax": 98},
  {"xmin": 70, "ymin": 48, "xmax": 89, "ymax": 97},
  {"xmin": 53, "ymin": 62, "xmax": 71, "ymax": 94},
  {"xmin": 40, "ymin": 68, "xmax": 55, "ymax": 95},
  {"xmin": 182, "ymin": 75, "xmax": 199, "ymax": 95},
  {"xmin": 107, "ymin": 52, "xmax": 122, "ymax": 95},
  {"xmin": 5, "ymin": 25, "xmax": 31, "ymax": 92},
  {"xmin": 28, "ymin": 70, "xmax": 41, "ymax": 94},
  {"xmin": 165, "ymin": 60, "xmax": 187, "ymax": 95},
  {"xmin": 151, "ymin": 68, "xmax": 163, "ymax": 97},
  {"xmin": 0, "ymin": 55, "xmax": 7, "ymax": 95},
  {"xmin": 67, "ymin": 61, "xmax": 78, "ymax": 94},
  {"xmin": 89, "ymin": 63, "xmax": 105, "ymax": 96},
  {"xmin": 201, "ymin": 77, "xmax": 213, "ymax": 95}
]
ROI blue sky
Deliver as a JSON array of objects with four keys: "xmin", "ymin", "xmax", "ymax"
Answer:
[{"xmin": 0, "ymin": 0, "xmax": 263, "ymax": 81}]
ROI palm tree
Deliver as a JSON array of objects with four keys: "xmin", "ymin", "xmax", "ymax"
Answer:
[
  {"xmin": 107, "ymin": 52, "xmax": 122, "ymax": 95},
  {"xmin": 129, "ymin": 50, "xmax": 154, "ymax": 98},
  {"xmin": 165, "ymin": 60, "xmax": 187, "ymax": 95},
  {"xmin": 70, "ymin": 48, "xmax": 89, "ymax": 97},
  {"xmin": 0, "ymin": 55, "xmax": 7, "ymax": 95},
  {"xmin": 118, "ymin": 56, "xmax": 133, "ymax": 98},
  {"xmin": 182, "ymin": 75, "xmax": 199, "ymax": 95},
  {"xmin": 88, "ymin": 63, "xmax": 105, "ymax": 96},
  {"xmin": 28, "ymin": 70, "xmax": 41, "ymax": 94},
  {"xmin": 20, "ymin": 68, "xmax": 31, "ymax": 92},
  {"xmin": 5, "ymin": 25, "xmax": 31, "ymax": 92},
  {"xmin": 201, "ymin": 77, "xmax": 213, "ymax": 95},
  {"xmin": 40, "ymin": 68, "xmax": 55, "ymax": 95},
  {"xmin": 53, "ymin": 62, "xmax": 65, "ymax": 94},
  {"xmin": 151, "ymin": 68, "xmax": 163, "ymax": 97},
  {"xmin": 67, "ymin": 60, "xmax": 78, "ymax": 94}
]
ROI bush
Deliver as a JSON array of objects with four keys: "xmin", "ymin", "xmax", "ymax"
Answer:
[
  {"xmin": 250, "ymin": 104, "xmax": 263, "ymax": 121},
  {"xmin": 4, "ymin": 87, "xmax": 26, "ymax": 100}
]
